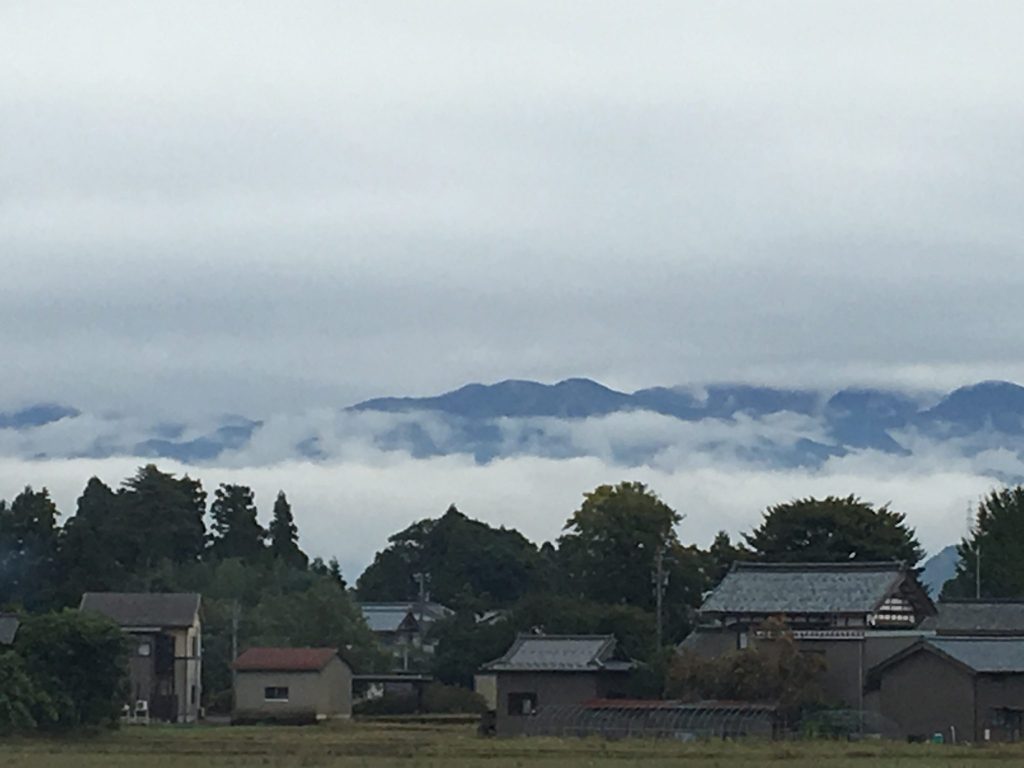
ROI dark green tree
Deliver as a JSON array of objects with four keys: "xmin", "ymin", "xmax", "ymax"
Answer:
[
  {"xmin": 943, "ymin": 487, "xmax": 1024, "ymax": 598},
  {"xmin": 557, "ymin": 482, "xmax": 678, "ymax": 609},
  {"xmin": 16, "ymin": 610, "xmax": 128, "ymax": 729},
  {"xmin": 268, "ymin": 491, "xmax": 307, "ymax": 568},
  {"xmin": 58, "ymin": 478, "xmax": 128, "ymax": 600},
  {"xmin": 0, "ymin": 487, "xmax": 61, "ymax": 610},
  {"xmin": 0, "ymin": 651, "xmax": 52, "ymax": 733},
  {"xmin": 356, "ymin": 505, "xmax": 542, "ymax": 611},
  {"xmin": 208, "ymin": 484, "xmax": 266, "ymax": 561},
  {"xmin": 744, "ymin": 495, "xmax": 923, "ymax": 567},
  {"xmin": 119, "ymin": 465, "xmax": 207, "ymax": 569}
]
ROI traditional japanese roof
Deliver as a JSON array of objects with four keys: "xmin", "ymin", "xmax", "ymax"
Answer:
[
  {"xmin": 233, "ymin": 647, "xmax": 340, "ymax": 672},
  {"xmin": 699, "ymin": 562, "xmax": 932, "ymax": 616},
  {"xmin": 79, "ymin": 592, "xmax": 201, "ymax": 629},
  {"xmin": 0, "ymin": 613, "xmax": 20, "ymax": 645},
  {"xmin": 358, "ymin": 602, "xmax": 452, "ymax": 633},
  {"xmin": 871, "ymin": 637, "xmax": 1024, "ymax": 678},
  {"xmin": 482, "ymin": 634, "xmax": 633, "ymax": 673},
  {"xmin": 922, "ymin": 600, "xmax": 1024, "ymax": 636}
]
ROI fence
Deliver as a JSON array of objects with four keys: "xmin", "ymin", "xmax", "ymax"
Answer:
[
  {"xmin": 520, "ymin": 701, "xmax": 900, "ymax": 741},
  {"xmin": 521, "ymin": 701, "xmax": 779, "ymax": 740}
]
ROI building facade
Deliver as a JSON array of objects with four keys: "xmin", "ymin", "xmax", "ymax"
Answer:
[
  {"xmin": 80, "ymin": 592, "xmax": 202, "ymax": 723},
  {"xmin": 870, "ymin": 637, "xmax": 1024, "ymax": 742},
  {"xmin": 233, "ymin": 647, "xmax": 352, "ymax": 722},
  {"xmin": 481, "ymin": 634, "xmax": 633, "ymax": 737},
  {"xmin": 682, "ymin": 562, "xmax": 936, "ymax": 709}
]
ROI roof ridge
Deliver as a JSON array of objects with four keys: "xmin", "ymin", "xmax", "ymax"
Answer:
[{"xmin": 733, "ymin": 561, "xmax": 905, "ymax": 571}]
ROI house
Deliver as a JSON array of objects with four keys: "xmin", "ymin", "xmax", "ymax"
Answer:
[
  {"xmin": 0, "ymin": 613, "xmax": 19, "ymax": 646},
  {"xmin": 232, "ymin": 647, "xmax": 352, "ymax": 723},
  {"xmin": 79, "ymin": 592, "xmax": 202, "ymax": 723},
  {"xmin": 922, "ymin": 599, "xmax": 1024, "ymax": 637},
  {"xmin": 480, "ymin": 634, "xmax": 634, "ymax": 737},
  {"xmin": 869, "ymin": 637, "xmax": 1024, "ymax": 742},
  {"xmin": 358, "ymin": 601, "xmax": 453, "ymax": 668},
  {"xmin": 682, "ymin": 562, "xmax": 936, "ymax": 708}
]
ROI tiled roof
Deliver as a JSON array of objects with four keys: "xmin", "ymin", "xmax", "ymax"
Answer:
[
  {"xmin": 923, "ymin": 600, "xmax": 1024, "ymax": 636},
  {"xmin": 0, "ymin": 614, "xmax": 19, "ymax": 645},
  {"xmin": 930, "ymin": 637, "xmax": 1024, "ymax": 673},
  {"xmin": 700, "ymin": 562, "xmax": 907, "ymax": 615},
  {"xmin": 233, "ymin": 647, "xmax": 339, "ymax": 672},
  {"xmin": 359, "ymin": 602, "xmax": 452, "ymax": 633},
  {"xmin": 79, "ymin": 592, "xmax": 200, "ymax": 628},
  {"xmin": 483, "ymin": 634, "xmax": 631, "ymax": 672}
]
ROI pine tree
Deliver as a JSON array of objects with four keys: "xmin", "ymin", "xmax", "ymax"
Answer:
[
  {"xmin": 268, "ymin": 491, "xmax": 307, "ymax": 568},
  {"xmin": 209, "ymin": 484, "xmax": 266, "ymax": 561}
]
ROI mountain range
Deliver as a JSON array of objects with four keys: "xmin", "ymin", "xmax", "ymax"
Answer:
[{"xmin": 5, "ymin": 379, "xmax": 1024, "ymax": 469}]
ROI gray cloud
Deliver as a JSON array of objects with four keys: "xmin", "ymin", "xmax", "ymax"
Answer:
[{"xmin": 4, "ymin": 2, "xmax": 1024, "ymax": 416}]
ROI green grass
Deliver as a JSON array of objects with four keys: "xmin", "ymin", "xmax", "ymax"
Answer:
[{"xmin": 2, "ymin": 721, "xmax": 1024, "ymax": 767}]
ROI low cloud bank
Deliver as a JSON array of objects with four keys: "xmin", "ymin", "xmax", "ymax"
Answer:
[{"xmin": 0, "ymin": 448, "xmax": 994, "ymax": 581}]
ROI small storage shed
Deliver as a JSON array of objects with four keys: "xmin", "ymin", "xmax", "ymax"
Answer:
[
  {"xmin": 481, "ymin": 634, "xmax": 634, "ymax": 737},
  {"xmin": 232, "ymin": 647, "xmax": 352, "ymax": 723}
]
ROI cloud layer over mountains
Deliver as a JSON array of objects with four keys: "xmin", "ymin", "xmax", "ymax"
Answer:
[{"xmin": 3, "ymin": 378, "xmax": 1022, "ymax": 576}]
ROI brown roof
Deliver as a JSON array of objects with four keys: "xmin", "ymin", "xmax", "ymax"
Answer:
[{"xmin": 233, "ymin": 647, "xmax": 339, "ymax": 672}]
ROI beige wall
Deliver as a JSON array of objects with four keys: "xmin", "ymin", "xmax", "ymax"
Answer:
[{"xmin": 234, "ymin": 657, "xmax": 352, "ymax": 720}]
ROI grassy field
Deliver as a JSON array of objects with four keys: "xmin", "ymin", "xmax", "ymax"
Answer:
[{"xmin": 3, "ymin": 720, "xmax": 1024, "ymax": 767}]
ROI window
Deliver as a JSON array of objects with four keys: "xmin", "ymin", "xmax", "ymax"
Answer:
[
  {"xmin": 507, "ymin": 692, "xmax": 537, "ymax": 716},
  {"xmin": 191, "ymin": 636, "xmax": 199, "ymax": 657},
  {"xmin": 137, "ymin": 642, "xmax": 152, "ymax": 657},
  {"xmin": 264, "ymin": 686, "xmax": 289, "ymax": 702},
  {"xmin": 737, "ymin": 631, "xmax": 749, "ymax": 650},
  {"xmin": 190, "ymin": 685, "xmax": 197, "ymax": 705}
]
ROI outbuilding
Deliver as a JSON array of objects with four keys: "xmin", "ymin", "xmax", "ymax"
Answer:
[
  {"xmin": 481, "ymin": 634, "xmax": 634, "ymax": 737},
  {"xmin": 869, "ymin": 637, "xmax": 1024, "ymax": 743},
  {"xmin": 232, "ymin": 647, "xmax": 352, "ymax": 723}
]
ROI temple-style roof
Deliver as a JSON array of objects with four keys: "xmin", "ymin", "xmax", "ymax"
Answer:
[{"xmin": 700, "ymin": 561, "xmax": 932, "ymax": 617}]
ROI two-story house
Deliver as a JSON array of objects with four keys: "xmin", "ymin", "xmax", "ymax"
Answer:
[
  {"xmin": 682, "ymin": 561, "xmax": 936, "ymax": 708},
  {"xmin": 80, "ymin": 592, "xmax": 202, "ymax": 723}
]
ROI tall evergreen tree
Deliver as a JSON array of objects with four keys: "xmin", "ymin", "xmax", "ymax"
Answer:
[
  {"xmin": 0, "ymin": 486, "xmax": 61, "ymax": 610},
  {"xmin": 119, "ymin": 465, "xmax": 207, "ymax": 569},
  {"xmin": 943, "ymin": 487, "xmax": 1024, "ymax": 598},
  {"xmin": 58, "ymin": 477, "xmax": 127, "ymax": 599},
  {"xmin": 209, "ymin": 484, "xmax": 266, "ymax": 561},
  {"xmin": 268, "ymin": 491, "xmax": 307, "ymax": 568}
]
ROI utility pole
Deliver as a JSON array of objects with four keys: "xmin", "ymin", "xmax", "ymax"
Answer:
[
  {"xmin": 652, "ymin": 546, "xmax": 668, "ymax": 647},
  {"xmin": 230, "ymin": 600, "xmax": 240, "ymax": 686}
]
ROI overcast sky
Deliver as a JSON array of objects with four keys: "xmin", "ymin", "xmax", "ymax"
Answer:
[
  {"xmin": 3, "ymin": 3, "xmax": 1023, "ymax": 570},
  {"xmin": 4, "ymin": 1, "xmax": 1024, "ymax": 417}
]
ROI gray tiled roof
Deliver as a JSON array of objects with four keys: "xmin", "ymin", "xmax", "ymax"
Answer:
[
  {"xmin": 359, "ymin": 602, "xmax": 452, "ymax": 633},
  {"xmin": 700, "ymin": 562, "xmax": 905, "ymax": 615},
  {"xmin": 80, "ymin": 592, "xmax": 200, "ymax": 628},
  {"xmin": 361, "ymin": 606, "xmax": 417, "ymax": 633},
  {"xmin": 0, "ymin": 614, "xmax": 19, "ymax": 645},
  {"xmin": 930, "ymin": 637, "xmax": 1024, "ymax": 673},
  {"xmin": 483, "ymin": 634, "xmax": 628, "ymax": 672},
  {"xmin": 922, "ymin": 601, "xmax": 1024, "ymax": 636}
]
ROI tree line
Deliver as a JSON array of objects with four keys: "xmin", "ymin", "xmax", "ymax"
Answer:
[
  {"xmin": 5, "ymin": 462, "xmax": 1022, "ymax": 721},
  {"xmin": 0, "ymin": 464, "xmax": 383, "ymax": 718}
]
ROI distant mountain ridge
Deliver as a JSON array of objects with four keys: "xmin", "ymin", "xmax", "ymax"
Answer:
[{"xmin": 5, "ymin": 379, "xmax": 1024, "ymax": 468}]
